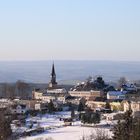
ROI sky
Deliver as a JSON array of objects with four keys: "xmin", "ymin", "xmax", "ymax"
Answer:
[{"xmin": 0, "ymin": 0, "xmax": 140, "ymax": 61}]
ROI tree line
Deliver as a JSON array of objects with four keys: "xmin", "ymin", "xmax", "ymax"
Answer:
[{"xmin": 0, "ymin": 80, "xmax": 30, "ymax": 99}]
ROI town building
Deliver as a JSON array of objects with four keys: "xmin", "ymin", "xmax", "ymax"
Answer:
[
  {"xmin": 121, "ymin": 83, "xmax": 137, "ymax": 92},
  {"xmin": 86, "ymin": 100, "xmax": 123, "ymax": 111},
  {"xmin": 107, "ymin": 91, "xmax": 127, "ymax": 100},
  {"xmin": 123, "ymin": 99, "xmax": 140, "ymax": 117},
  {"xmin": 69, "ymin": 90, "xmax": 103, "ymax": 100},
  {"xmin": 13, "ymin": 99, "xmax": 47, "ymax": 111}
]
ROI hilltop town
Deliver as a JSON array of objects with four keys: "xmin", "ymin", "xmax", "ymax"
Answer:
[{"xmin": 0, "ymin": 64, "xmax": 140, "ymax": 140}]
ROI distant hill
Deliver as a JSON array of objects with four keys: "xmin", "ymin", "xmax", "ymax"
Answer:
[{"xmin": 0, "ymin": 61, "xmax": 140, "ymax": 84}]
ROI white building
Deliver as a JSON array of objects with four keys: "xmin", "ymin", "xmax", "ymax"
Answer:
[
  {"xmin": 32, "ymin": 89, "xmax": 67, "ymax": 103},
  {"xmin": 107, "ymin": 91, "xmax": 126, "ymax": 100},
  {"xmin": 122, "ymin": 83, "xmax": 137, "ymax": 92},
  {"xmin": 47, "ymin": 88, "xmax": 67, "ymax": 94}
]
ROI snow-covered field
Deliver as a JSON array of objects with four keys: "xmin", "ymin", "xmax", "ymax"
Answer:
[
  {"xmin": 17, "ymin": 111, "xmax": 113, "ymax": 140},
  {"xmin": 22, "ymin": 126, "xmax": 112, "ymax": 140}
]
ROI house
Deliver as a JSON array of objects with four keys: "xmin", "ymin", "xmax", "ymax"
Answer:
[
  {"xmin": 131, "ymin": 101, "xmax": 140, "ymax": 116},
  {"xmin": 121, "ymin": 83, "xmax": 137, "ymax": 92},
  {"xmin": 33, "ymin": 90, "xmax": 55, "ymax": 101},
  {"xmin": 107, "ymin": 91, "xmax": 126, "ymax": 100},
  {"xmin": 18, "ymin": 99, "xmax": 50, "ymax": 111},
  {"xmin": 86, "ymin": 100, "xmax": 122, "ymax": 111},
  {"xmin": 10, "ymin": 104, "xmax": 28, "ymax": 114},
  {"xmin": 122, "ymin": 100, "xmax": 130, "ymax": 112},
  {"xmin": 123, "ymin": 100, "xmax": 140, "ymax": 117}
]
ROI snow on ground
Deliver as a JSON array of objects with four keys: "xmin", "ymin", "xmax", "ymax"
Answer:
[
  {"xmin": 21, "ymin": 126, "xmax": 112, "ymax": 140},
  {"xmin": 26, "ymin": 112, "xmax": 71, "ymax": 129},
  {"xmin": 18, "ymin": 112, "xmax": 114, "ymax": 140}
]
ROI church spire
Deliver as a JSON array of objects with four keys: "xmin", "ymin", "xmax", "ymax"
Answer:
[
  {"xmin": 51, "ymin": 63, "xmax": 56, "ymax": 77},
  {"xmin": 49, "ymin": 62, "xmax": 57, "ymax": 88}
]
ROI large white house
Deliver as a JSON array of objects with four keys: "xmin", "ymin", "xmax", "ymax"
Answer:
[{"xmin": 32, "ymin": 89, "xmax": 67, "ymax": 103}]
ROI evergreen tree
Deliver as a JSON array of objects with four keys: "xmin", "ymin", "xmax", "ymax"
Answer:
[
  {"xmin": 80, "ymin": 112, "xmax": 100, "ymax": 125},
  {"xmin": 113, "ymin": 120, "xmax": 126, "ymax": 140},
  {"xmin": 78, "ymin": 102, "xmax": 84, "ymax": 112},
  {"xmin": 131, "ymin": 118, "xmax": 140, "ymax": 140},
  {"xmin": 71, "ymin": 108, "xmax": 75, "ymax": 119},
  {"xmin": 105, "ymin": 102, "xmax": 111, "ymax": 110},
  {"xmin": 113, "ymin": 110, "xmax": 133, "ymax": 140},
  {"xmin": 0, "ymin": 114, "xmax": 12, "ymax": 140},
  {"xmin": 90, "ymin": 112, "xmax": 100, "ymax": 124},
  {"xmin": 48, "ymin": 100, "xmax": 56, "ymax": 113}
]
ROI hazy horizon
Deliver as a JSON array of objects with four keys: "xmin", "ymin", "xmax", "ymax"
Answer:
[
  {"xmin": 0, "ymin": 60, "xmax": 140, "ymax": 84},
  {"xmin": 0, "ymin": 60, "xmax": 140, "ymax": 63}
]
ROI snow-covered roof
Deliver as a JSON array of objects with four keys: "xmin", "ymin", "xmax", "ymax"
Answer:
[{"xmin": 107, "ymin": 91, "xmax": 126, "ymax": 96}]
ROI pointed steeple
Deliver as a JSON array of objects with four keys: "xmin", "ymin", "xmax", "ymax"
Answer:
[
  {"xmin": 51, "ymin": 63, "xmax": 56, "ymax": 77},
  {"xmin": 49, "ymin": 62, "xmax": 57, "ymax": 88}
]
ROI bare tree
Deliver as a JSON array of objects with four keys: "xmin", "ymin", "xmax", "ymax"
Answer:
[
  {"xmin": 80, "ymin": 129, "xmax": 111, "ymax": 140},
  {"xmin": 118, "ymin": 77, "xmax": 127, "ymax": 89},
  {"xmin": 2, "ymin": 83, "xmax": 15, "ymax": 98},
  {"xmin": 15, "ymin": 80, "xmax": 29, "ymax": 99}
]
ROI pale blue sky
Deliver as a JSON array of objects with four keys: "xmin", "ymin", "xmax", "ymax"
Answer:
[{"xmin": 0, "ymin": 0, "xmax": 140, "ymax": 61}]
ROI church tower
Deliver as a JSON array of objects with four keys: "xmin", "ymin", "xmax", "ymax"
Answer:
[{"xmin": 48, "ymin": 63, "xmax": 57, "ymax": 88}]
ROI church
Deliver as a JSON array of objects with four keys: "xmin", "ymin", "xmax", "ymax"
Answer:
[{"xmin": 32, "ymin": 63, "xmax": 67, "ymax": 103}]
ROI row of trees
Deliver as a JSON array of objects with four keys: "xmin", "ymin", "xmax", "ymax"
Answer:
[{"xmin": 0, "ymin": 80, "xmax": 30, "ymax": 99}]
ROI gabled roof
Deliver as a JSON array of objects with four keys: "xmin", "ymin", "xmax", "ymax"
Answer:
[{"xmin": 107, "ymin": 91, "xmax": 126, "ymax": 96}]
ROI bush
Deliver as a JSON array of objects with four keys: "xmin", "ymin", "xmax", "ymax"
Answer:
[{"xmin": 80, "ymin": 112, "xmax": 100, "ymax": 124}]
